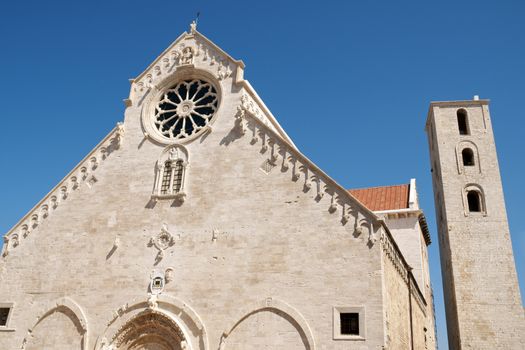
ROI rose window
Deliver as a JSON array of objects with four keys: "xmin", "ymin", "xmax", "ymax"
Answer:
[{"xmin": 153, "ymin": 79, "xmax": 218, "ymax": 140}]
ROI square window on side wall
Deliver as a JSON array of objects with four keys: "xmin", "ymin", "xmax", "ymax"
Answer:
[
  {"xmin": 333, "ymin": 306, "xmax": 365, "ymax": 340},
  {"xmin": 0, "ymin": 303, "xmax": 14, "ymax": 330}
]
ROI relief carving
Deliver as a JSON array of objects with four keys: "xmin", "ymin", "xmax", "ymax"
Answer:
[
  {"xmin": 217, "ymin": 59, "xmax": 232, "ymax": 80},
  {"xmin": 30, "ymin": 214, "xmax": 39, "ymax": 229},
  {"xmin": 165, "ymin": 267, "xmax": 175, "ymax": 283},
  {"xmin": 180, "ymin": 46, "xmax": 194, "ymax": 65},
  {"xmin": 148, "ymin": 223, "xmax": 178, "ymax": 263}
]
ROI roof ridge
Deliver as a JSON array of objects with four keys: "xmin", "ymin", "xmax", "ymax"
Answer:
[{"xmin": 348, "ymin": 183, "xmax": 410, "ymax": 191}]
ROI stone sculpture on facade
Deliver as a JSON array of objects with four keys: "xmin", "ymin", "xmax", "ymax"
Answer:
[{"xmin": 148, "ymin": 223, "xmax": 177, "ymax": 263}]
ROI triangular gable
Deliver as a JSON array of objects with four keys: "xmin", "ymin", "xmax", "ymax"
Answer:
[
  {"xmin": 1, "ymin": 24, "xmax": 388, "ymax": 260},
  {"xmin": 128, "ymin": 24, "xmax": 296, "ymax": 147},
  {"xmin": 1, "ymin": 124, "xmax": 124, "ymax": 258}
]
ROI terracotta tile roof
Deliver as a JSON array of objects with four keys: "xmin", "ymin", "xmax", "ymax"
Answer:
[{"xmin": 348, "ymin": 184, "xmax": 410, "ymax": 211}]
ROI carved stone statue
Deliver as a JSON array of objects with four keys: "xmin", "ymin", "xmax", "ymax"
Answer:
[
  {"xmin": 181, "ymin": 47, "xmax": 194, "ymax": 65},
  {"xmin": 147, "ymin": 293, "xmax": 158, "ymax": 310}
]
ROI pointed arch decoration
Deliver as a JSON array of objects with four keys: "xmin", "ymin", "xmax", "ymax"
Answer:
[
  {"xmin": 23, "ymin": 297, "xmax": 89, "ymax": 350},
  {"xmin": 95, "ymin": 294, "xmax": 208, "ymax": 350},
  {"xmin": 218, "ymin": 297, "xmax": 316, "ymax": 350}
]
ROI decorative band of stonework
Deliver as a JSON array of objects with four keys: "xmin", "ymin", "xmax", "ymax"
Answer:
[
  {"xmin": 236, "ymin": 99, "xmax": 380, "ymax": 250},
  {"xmin": 236, "ymin": 93, "xmax": 278, "ymax": 134},
  {"xmin": 380, "ymin": 231, "xmax": 428, "ymax": 311},
  {"xmin": 380, "ymin": 231, "xmax": 409, "ymax": 282},
  {"xmin": 1, "ymin": 123, "xmax": 124, "ymax": 259},
  {"xmin": 130, "ymin": 31, "xmax": 235, "ymax": 106},
  {"xmin": 410, "ymin": 277, "xmax": 427, "ymax": 315}
]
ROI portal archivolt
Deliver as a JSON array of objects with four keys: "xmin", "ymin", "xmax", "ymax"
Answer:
[{"xmin": 107, "ymin": 311, "xmax": 188, "ymax": 350}]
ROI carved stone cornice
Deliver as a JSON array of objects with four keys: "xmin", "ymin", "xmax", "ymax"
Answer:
[
  {"xmin": 1, "ymin": 123, "xmax": 125, "ymax": 259},
  {"xmin": 234, "ymin": 99, "xmax": 385, "ymax": 250},
  {"xmin": 380, "ymin": 229, "xmax": 428, "ymax": 309},
  {"xmin": 130, "ymin": 30, "xmax": 241, "ymax": 105}
]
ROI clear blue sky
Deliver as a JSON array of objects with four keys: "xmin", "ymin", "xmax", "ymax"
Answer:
[{"xmin": 1, "ymin": 1, "xmax": 524, "ymax": 348}]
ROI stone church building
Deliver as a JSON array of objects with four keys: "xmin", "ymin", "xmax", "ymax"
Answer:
[{"xmin": 0, "ymin": 23, "xmax": 522, "ymax": 350}]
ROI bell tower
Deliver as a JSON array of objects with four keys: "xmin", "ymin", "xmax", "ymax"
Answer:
[{"xmin": 426, "ymin": 97, "xmax": 524, "ymax": 349}]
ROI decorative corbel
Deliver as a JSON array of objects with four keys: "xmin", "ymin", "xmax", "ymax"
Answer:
[
  {"xmin": 341, "ymin": 203, "xmax": 351, "ymax": 224},
  {"xmin": 20, "ymin": 224, "xmax": 29, "ymax": 238},
  {"xmin": 100, "ymin": 147, "xmax": 107, "ymax": 160},
  {"xmin": 251, "ymin": 126, "xmax": 259, "ymax": 144},
  {"xmin": 291, "ymin": 158, "xmax": 300, "ymax": 181},
  {"xmin": 235, "ymin": 106, "xmax": 246, "ymax": 135},
  {"xmin": 41, "ymin": 204, "xmax": 49, "ymax": 219},
  {"xmin": 116, "ymin": 122, "xmax": 125, "ymax": 148},
  {"xmin": 260, "ymin": 132, "xmax": 268, "ymax": 153},
  {"xmin": 30, "ymin": 214, "xmax": 39, "ymax": 229},
  {"xmin": 71, "ymin": 176, "xmax": 79, "ymax": 190},
  {"xmin": 145, "ymin": 73, "xmax": 154, "ymax": 89},
  {"xmin": 90, "ymin": 157, "xmax": 98, "ymax": 171},
  {"xmin": 60, "ymin": 186, "xmax": 68, "ymax": 200},
  {"xmin": 80, "ymin": 167, "xmax": 88, "ymax": 181},
  {"xmin": 11, "ymin": 233, "xmax": 19, "ymax": 248},
  {"xmin": 313, "ymin": 176, "xmax": 323, "ymax": 200},
  {"xmin": 328, "ymin": 193, "xmax": 338, "ymax": 213},
  {"xmin": 2, "ymin": 236, "xmax": 10, "ymax": 257},
  {"xmin": 268, "ymin": 138, "xmax": 277, "ymax": 164},
  {"xmin": 50, "ymin": 195, "xmax": 58, "ymax": 209},
  {"xmin": 280, "ymin": 147, "xmax": 290, "ymax": 171},
  {"xmin": 300, "ymin": 165, "xmax": 312, "ymax": 191},
  {"xmin": 154, "ymin": 65, "xmax": 161, "ymax": 77}
]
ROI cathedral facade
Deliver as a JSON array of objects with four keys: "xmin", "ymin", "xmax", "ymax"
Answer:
[{"xmin": 4, "ymin": 23, "xmax": 509, "ymax": 350}]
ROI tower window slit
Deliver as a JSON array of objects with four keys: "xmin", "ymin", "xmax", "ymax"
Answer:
[
  {"xmin": 457, "ymin": 109, "xmax": 470, "ymax": 135},
  {"xmin": 467, "ymin": 190, "xmax": 481, "ymax": 212},
  {"xmin": 462, "ymin": 148, "xmax": 475, "ymax": 166}
]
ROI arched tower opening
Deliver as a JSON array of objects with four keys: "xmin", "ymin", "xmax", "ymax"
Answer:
[{"xmin": 457, "ymin": 108, "xmax": 470, "ymax": 135}]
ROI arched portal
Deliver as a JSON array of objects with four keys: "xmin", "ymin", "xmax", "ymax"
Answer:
[{"xmin": 108, "ymin": 310, "xmax": 188, "ymax": 350}]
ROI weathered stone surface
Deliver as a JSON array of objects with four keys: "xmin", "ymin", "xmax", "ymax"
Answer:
[
  {"xmin": 427, "ymin": 101, "xmax": 525, "ymax": 349},
  {"xmin": 0, "ymin": 24, "xmax": 436, "ymax": 350}
]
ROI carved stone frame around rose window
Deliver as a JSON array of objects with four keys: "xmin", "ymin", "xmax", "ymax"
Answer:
[{"xmin": 141, "ymin": 67, "xmax": 222, "ymax": 146}]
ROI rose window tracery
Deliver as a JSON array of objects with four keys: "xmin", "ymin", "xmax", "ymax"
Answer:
[{"xmin": 154, "ymin": 79, "xmax": 218, "ymax": 140}]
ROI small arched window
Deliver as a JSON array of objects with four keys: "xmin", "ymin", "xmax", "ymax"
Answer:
[
  {"xmin": 462, "ymin": 148, "xmax": 475, "ymax": 166},
  {"xmin": 457, "ymin": 109, "xmax": 470, "ymax": 135},
  {"xmin": 467, "ymin": 190, "xmax": 481, "ymax": 212}
]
